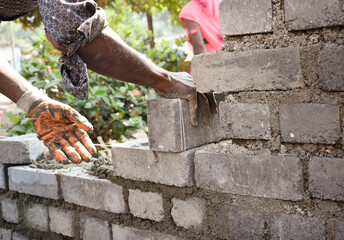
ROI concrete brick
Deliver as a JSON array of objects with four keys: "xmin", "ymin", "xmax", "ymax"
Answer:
[
  {"xmin": 0, "ymin": 134, "xmax": 47, "ymax": 164},
  {"xmin": 60, "ymin": 169, "xmax": 126, "ymax": 213},
  {"xmin": 335, "ymin": 220, "xmax": 344, "ymax": 240},
  {"xmin": 280, "ymin": 104, "xmax": 341, "ymax": 144},
  {"xmin": 208, "ymin": 204, "xmax": 265, "ymax": 240},
  {"xmin": 128, "ymin": 189, "xmax": 164, "ymax": 222},
  {"xmin": 81, "ymin": 216, "xmax": 111, "ymax": 240},
  {"xmin": 0, "ymin": 164, "xmax": 7, "ymax": 189},
  {"xmin": 49, "ymin": 207, "xmax": 75, "ymax": 238},
  {"xmin": 0, "ymin": 228, "xmax": 12, "ymax": 240},
  {"xmin": 309, "ymin": 157, "xmax": 344, "ymax": 201},
  {"xmin": 147, "ymin": 98, "xmax": 224, "ymax": 152},
  {"xmin": 112, "ymin": 225, "xmax": 184, "ymax": 240},
  {"xmin": 219, "ymin": 102, "xmax": 271, "ymax": 140},
  {"xmin": 285, "ymin": 0, "xmax": 344, "ymax": 31},
  {"xmin": 220, "ymin": 0, "xmax": 272, "ymax": 35},
  {"xmin": 318, "ymin": 43, "xmax": 344, "ymax": 91},
  {"xmin": 194, "ymin": 149, "xmax": 304, "ymax": 200},
  {"xmin": 171, "ymin": 197, "xmax": 206, "ymax": 229},
  {"xmin": 112, "ymin": 224, "xmax": 182, "ymax": 240},
  {"xmin": 193, "ymin": 48, "xmax": 305, "ymax": 93},
  {"xmin": 1, "ymin": 198, "xmax": 19, "ymax": 223},
  {"xmin": 112, "ymin": 138, "xmax": 195, "ymax": 187},
  {"xmin": 8, "ymin": 166, "xmax": 60, "ymax": 200},
  {"xmin": 23, "ymin": 203, "xmax": 48, "ymax": 232},
  {"xmin": 271, "ymin": 214, "xmax": 326, "ymax": 240}
]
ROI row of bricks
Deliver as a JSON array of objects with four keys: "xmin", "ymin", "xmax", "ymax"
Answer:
[
  {"xmin": 0, "ymin": 200, "xmax": 182, "ymax": 239},
  {"xmin": 192, "ymin": 44, "xmax": 344, "ymax": 93},
  {"xmin": 148, "ymin": 99, "xmax": 342, "ymax": 152},
  {"xmin": 220, "ymin": 0, "xmax": 344, "ymax": 35},
  {"xmin": 0, "ymin": 136, "xmax": 343, "ymax": 202},
  {"xmin": 1, "ymin": 196, "xmax": 344, "ymax": 240}
]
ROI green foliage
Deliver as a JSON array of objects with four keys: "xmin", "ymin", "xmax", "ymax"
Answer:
[
  {"xmin": 4, "ymin": 3, "xmax": 187, "ymax": 144},
  {"xmin": 2, "ymin": 112, "xmax": 35, "ymax": 136}
]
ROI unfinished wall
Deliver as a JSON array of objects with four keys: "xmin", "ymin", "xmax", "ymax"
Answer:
[{"xmin": 0, "ymin": 0, "xmax": 343, "ymax": 239}]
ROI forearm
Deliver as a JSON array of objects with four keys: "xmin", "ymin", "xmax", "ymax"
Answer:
[
  {"xmin": 183, "ymin": 19, "xmax": 206, "ymax": 55},
  {"xmin": 0, "ymin": 57, "xmax": 32, "ymax": 103},
  {"xmin": 76, "ymin": 27, "xmax": 171, "ymax": 93}
]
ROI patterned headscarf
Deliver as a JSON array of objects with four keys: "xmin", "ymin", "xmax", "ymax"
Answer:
[{"xmin": 192, "ymin": 0, "xmax": 222, "ymax": 17}]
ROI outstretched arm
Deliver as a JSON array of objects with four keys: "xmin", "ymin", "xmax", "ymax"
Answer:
[{"xmin": 182, "ymin": 19, "xmax": 206, "ymax": 55}]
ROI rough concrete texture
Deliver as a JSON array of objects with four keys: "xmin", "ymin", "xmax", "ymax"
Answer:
[
  {"xmin": 192, "ymin": 47, "xmax": 305, "ymax": 93},
  {"xmin": 112, "ymin": 225, "xmax": 184, "ymax": 240},
  {"xmin": 12, "ymin": 232, "xmax": 29, "ymax": 240},
  {"xmin": 128, "ymin": 189, "xmax": 165, "ymax": 222},
  {"xmin": 49, "ymin": 207, "xmax": 75, "ymax": 238},
  {"xmin": 280, "ymin": 103, "xmax": 341, "ymax": 144},
  {"xmin": 171, "ymin": 197, "xmax": 206, "ymax": 229},
  {"xmin": 81, "ymin": 216, "xmax": 111, "ymax": 240},
  {"xmin": 309, "ymin": 157, "xmax": 344, "ymax": 201},
  {"xmin": 335, "ymin": 220, "xmax": 344, "ymax": 240},
  {"xmin": 208, "ymin": 204, "xmax": 265, "ymax": 240},
  {"xmin": 1, "ymin": 198, "xmax": 19, "ymax": 224},
  {"xmin": 219, "ymin": 102, "xmax": 271, "ymax": 140},
  {"xmin": 318, "ymin": 43, "xmax": 344, "ymax": 91},
  {"xmin": 23, "ymin": 203, "xmax": 48, "ymax": 232},
  {"xmin": 0, "ymin": 228, "xmax": 12, "ymax": 240},
  {"xmin": 284, "ymin": 0, "xmax": 344, "ymax": 31},
  {"xmin": 60, "ymin": 168, "xmax": 126, "ymax": 214},
  {"xmin": 0, "ymin": 164, "xmax": 6, "ymax": 189},
  {"xmin": 0, "ymin": 134, "xmax": 46, "ymax": 164},
  {"xmin": 194, "ymin": 149, "xmax": 304, "ymax": 200},
  {"xmin": 220, "ymin": 0, "xmax": 272, "ymax": 35},
  {"xmin": 270, "ymin": 214, "xmax": 326, "ymax": 240},
  {"xmin": 147, "ymin": 98, "xmax": 224, "ymax": 152},
  {"xmin": 112, "ymin": 138, "xmax": 195, "ymax": 187},
  {"xmin": 8, "ymin": 166, "xmax": 60, "ymax": 200}
]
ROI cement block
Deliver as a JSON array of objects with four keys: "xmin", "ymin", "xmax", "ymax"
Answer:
[
  {"xmin": 12, "ymin": 232, "xmax": 29, "ymax": 240},
  {"xmin": 81, "ymin": 216, "xmax": 111, "ymax": 240},
  {"xmin": 219, "ymin": 102, "xmax": 271, "ymax": 140},
  {"xmin": 0, "ymin": 164, "xmax": 6, "ymax": 189},
  {"xmin": 220, "ymin": 0, "xmax": 272, "ymax": 35},
  {"xmin": 318, "ymin": 43, "xmax": 344, "ymax": 91},
  {"xmin": 285, "ymin": 0, "xmax": 344, "ymax": 31},
  {"xmin": 147, "ymin": 98, "xmax": 224, "ymax": 152},
  {"xmin": 49, "ymin": 207, "xmax": 75, "ymax": 238},
  {"xmin": 0, "ymin": 134, "xmax": 47, "ymax": 164},
  {"xmin": 194, "ymin": 149, "xmax": 304, "ymax": 200},
  {"xmin": 8, "ymin": 166, "xmax": 60, "ymax": 200},
  {"xmin": 192, "ymin": 48, "xmax": 305, "ymax": 93},
  {"xmin": 271, "ymin": 214, "xmax": 326, "ymax": 240},
  {"xmin": 112, "ymin": 138, "xmax": 195, "ymax": 187},
  {"xmin": 208, "ymin": 204, "xmax": 265, "ymax": 240},
  {"xmin": 112, "ymin": 225, "xmax": 185, "ymax": 240},
  {"xmin": 309, "ymin": 157, "xmax": 344, "ymax": 201},
  {"xmin": 60, "ymin": 169, "xmax": 126, "ymax": 213},
  {"xmin": 23, "ymin": 203, "xmax": 48, "ymax": 232},
  {"xmin": 1, "ymin": 198, "xmax": 19, "ymax": 223},
  {"xmin": 171, "ymin": 197, "xmax": 206, "ymax": 229},
  {"xmin": 280, "ymin": 104, "xmax": 341, "ymax": 144},
  {"xmin": 0, "ymin": 228, "xmax": 12, "ymax": 240},
  {"xmin": 335, "ymin": 220, "xmax": 344, "ymax": 240},
  {"xmin": 128, "ymin": 189, "xmax": 164, "ymax": 222}
]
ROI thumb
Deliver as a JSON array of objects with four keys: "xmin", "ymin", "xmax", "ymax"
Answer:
[{"xmin": 63, "ymin": 106, "xmax": 93, "ymax": 133}]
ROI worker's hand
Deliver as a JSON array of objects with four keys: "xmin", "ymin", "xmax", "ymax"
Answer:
[
  {"xmin": 28, "ymin": 101, "xmax": 96, "ymax": 164},
  {"xmin": 155, "ymin": 71, "xmax": 217, "ymax": 126}
]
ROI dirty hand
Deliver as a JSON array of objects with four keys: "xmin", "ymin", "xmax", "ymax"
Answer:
[
  {"xmin": 17, "ymin": 88, "xmax": 96, "ymax": 164},
  {"xmin": 155, "ymin": 71, "xmax": 217, "ymax": 126}
]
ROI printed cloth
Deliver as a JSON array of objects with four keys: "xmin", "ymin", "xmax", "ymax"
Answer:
[
  {"xmin": 0, "ymin": 0, "xmax": 107, "ymax": 100},
  {"xmin": 179, "ymin": 0, "xmax": 224, "ymax": 52}
]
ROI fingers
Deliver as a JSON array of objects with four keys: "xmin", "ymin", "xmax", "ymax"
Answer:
[
  {"xmin": 44, "ymin": 139, "xmax": 69, "ymax": 164},
  {"xmin": 204, "ymin": 92, "xmax": 218, "ymax": 114},
  {"xmin": 58, "ymin": 138, "xmax": 82, "ymax": 164},
  {"xmin": 67, "ymin": 134, "xmax": 93, "ymax": 162},
  {"xmin": 61, "ymin": 105, "xmax": 94, "ymax": 133},
  {"xmin": 188, "ymin": 92, "xmax": 198, "ymax": 127},
  {"xmin": 197, "ymin": 92, "xmax": 211, "ymax": 125},
  {"xmin": 74, "ymin": 128, "xmax": 97, "ymax": 156}
]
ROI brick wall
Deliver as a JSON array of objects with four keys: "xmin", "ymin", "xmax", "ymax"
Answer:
[{"xmin": 0, "ymin": 0, "xmax": 343, "ymax": 239}]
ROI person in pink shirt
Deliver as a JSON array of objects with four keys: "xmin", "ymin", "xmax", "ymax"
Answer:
[{"xmin": 179, "ymin": 0, "xmax": 224, "ymax": 57}]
